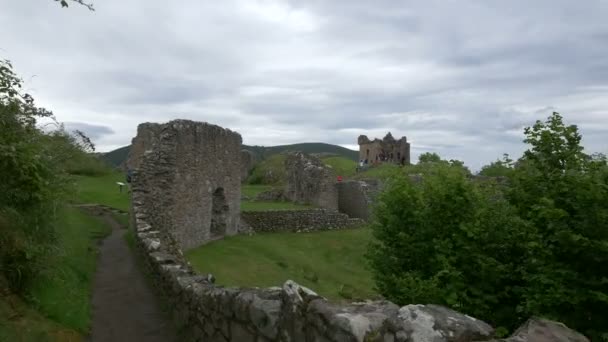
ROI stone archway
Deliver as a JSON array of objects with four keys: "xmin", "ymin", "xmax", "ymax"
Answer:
[{"xmin": 210, "ymin": 187, "xmax": 229, "ymax": 238}]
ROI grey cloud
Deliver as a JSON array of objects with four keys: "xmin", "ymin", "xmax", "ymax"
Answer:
[
  {"xmin": 0, "ymin": 0, "xmax": 607, "ymax": 171},
  {"xmin": 63, "ymin": 122, "xmax": 115, "ymax": 140}
]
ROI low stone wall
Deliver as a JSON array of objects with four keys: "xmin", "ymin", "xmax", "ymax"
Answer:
[
  {"xmin": 240, "ymin": 209, "xmax": 363, "ymax": 233},
  {"xmin": 337, "ymin": 179, "xmax": 382, "ymax": 221}
]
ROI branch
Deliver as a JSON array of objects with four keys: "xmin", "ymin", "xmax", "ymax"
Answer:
[{"xmin": 56, "ymin": 0, "xmax": 95, "ymax": 11}]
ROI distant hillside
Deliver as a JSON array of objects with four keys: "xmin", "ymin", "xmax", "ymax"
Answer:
[
  {"xmin": 101, "ymin": 142, "xmax": 358, "ymax": 167},
  {"xmin": 100, "ymin": 145, "xmax": 130, "ymax": 168},
  {"xmin": 244, "ymin": 143, "xmax": 358, "ymax": 162}
]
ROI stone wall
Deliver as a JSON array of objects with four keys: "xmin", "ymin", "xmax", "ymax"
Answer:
[
  {"xmin": 285, "ymin": 152, "xmax": 339, "ymax": 210},
  {"xmin": 337, "ymin": 180, "xmax": 383, "ymax": 221},
  {"xmin": 241, "ymin": 209, "xmax": 363, "ymax": 233},
  {"xmin": 128, "ymin": 120, "xmax": 241, "ymax": 250}
]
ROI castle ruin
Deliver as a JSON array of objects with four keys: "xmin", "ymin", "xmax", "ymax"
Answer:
[
  {"xmin": 358, "ymin": 132, "xmax": 410, "ymax": 165},
  {"xmin": 127, "ymin": 120, "xmax": 241, "ymax": 250}
]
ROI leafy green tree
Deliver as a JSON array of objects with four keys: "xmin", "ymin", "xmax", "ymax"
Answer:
[
  {"xmin": 368, "ymin": 112, "xmax": 608, "ymax": 339},
  {"xmin": 417, "ymin": 152, "xmax": 442, "ymax": 163},
  {"xmin": 509, "ymin": 113, "xmax": 608, "ymax": 339},
  {"xmin": 479, "ymin": 154, "xmax": 514, "ymax": 177}
]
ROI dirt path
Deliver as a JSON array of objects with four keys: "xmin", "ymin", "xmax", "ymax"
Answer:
[{"xmin": 84, "ymin": 207, "xmax": 177, "ymax": 342}]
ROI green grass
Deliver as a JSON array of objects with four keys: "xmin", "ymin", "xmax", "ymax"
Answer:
[
  {"xmin": 71, "ymin": 172, "xmax": 130, "ymax": 211},
  {"xmin": 241, "ymin": 201, "xmax": 312, "ymax": 211},
  {"xmin": 354, "ymin": 163, "xmax": 401, "ymax": 180},
  {"xmin": 185, "ymin": 228, "xmax": 377, "ymax": 302},
  {"xmin": 0, "ymin": 293, "xmax": 82, "ymax": 342},
  {"xmin": 27, "ymin": 206, "xmax": 111, "ymax": 334},
  {"xmin": 241, "ymin": 184, "xmax": 275, "ymax": 198},
  {"xmin": 321, "ymin": 156, "xmax": 357, "ymax": 178}
]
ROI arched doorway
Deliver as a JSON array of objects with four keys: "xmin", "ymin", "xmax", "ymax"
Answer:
[{"xmin": 211, "ymin": 187, "xmax": 229, "ymax": 238}]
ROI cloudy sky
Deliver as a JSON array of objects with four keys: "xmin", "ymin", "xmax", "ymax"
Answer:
[{"xmin": 1, "ymin": 0, "xmax": 607, "ymax": 169}]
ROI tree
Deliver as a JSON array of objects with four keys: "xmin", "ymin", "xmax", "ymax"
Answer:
[
  {"xmin": 368, "ymin": 112, "xmax": 608, "ymax": 339},
  {"xmin": 478, "ymin": 154, "xmax": 514, "ymax": 177},
  {"xmin": 417, "ymin": 152, "xmax": 442, "ymax": 163}
]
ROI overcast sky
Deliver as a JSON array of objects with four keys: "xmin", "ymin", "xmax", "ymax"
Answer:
[{"xmin": 1, "ymin": 0, "xmax": 607, "ymax": 169}]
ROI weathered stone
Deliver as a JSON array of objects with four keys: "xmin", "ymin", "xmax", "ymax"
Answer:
[
  {"xmin": 398, "ymin": 304, "xmax": 494, "ymax": 342},
  {"xmin": 249, "ymin": 295, "xmax": 281, "ymax": 339},
  {"xmin": 241, "ymin": 209, "xmax": 363, "ymax": 233},
  {"xmin": 285, "ymin": 152, "xmax": 339, "ymax": 210},
  {"xmin": 358, "ymin": 132, "xmax": 410, "ymax": 165},
  {"xmin": 231, "ymin": 323, "xmax": 256, "ymax": 342},
  {"xmin": 493, "ymin": 317, "xmax": 589, "ymax": 342},
  {"xmin": 128, "ymin": 119, "xmax": 241, "ymax": 250},
  {"xmin": 254, "ymin": 189, "xmax": 286, "ymax": 201},
  {"xmin": 337, "ymin": 179, "xmax": 383, "ymax": 221}
]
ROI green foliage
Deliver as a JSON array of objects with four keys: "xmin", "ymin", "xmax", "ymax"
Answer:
[
  {"xmin": 186, "ymin": 228, "xmax": 376, "ymax": 301},
  {"xmin": 418, "ymin": 152, "xmax": 442, "ymax": 163},
  {"xmin": 247, "ymin": 154, "xmax": 287, "ymax": 185},
  {"xmin": 479, "ymin": 154, "xmax": 514, "ymax": 177},
  {"xmin": 0, "ymin": 59, "xmax": 104, "ymax": 294},
  {"xmin": 368, "ymin": 112, "xmax": 608, "ymax": 339}
]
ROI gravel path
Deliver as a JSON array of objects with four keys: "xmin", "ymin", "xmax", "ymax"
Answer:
[{"xmin": 86, "ymin": 207, "xmax": 177, "ymax": 342}]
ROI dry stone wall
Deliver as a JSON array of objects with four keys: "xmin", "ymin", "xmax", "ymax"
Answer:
[
  {"xmin": 128, "ymin": 120, "xmax": 241, "ymax": 250},
  {"xmin": 337, "ymin": 180, "xmax": 383, "ymax": 221},
  {"xmin": 285, "ymin": 152, "xmax": 339, "ymax": 210},
  {"xmin": 240, "ymin": 209, "xmax": 363, "ymax": 233}
]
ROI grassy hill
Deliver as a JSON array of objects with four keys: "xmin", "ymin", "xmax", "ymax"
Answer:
[{"xmin": 101, "ymin": 142, "xmax": 358, "ymax": 168}]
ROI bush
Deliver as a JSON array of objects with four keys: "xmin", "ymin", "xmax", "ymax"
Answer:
[
  {"xmin": 368, "ymin": 113, "xmax": 608, "ymax": 339},
  {"xmin": 0, "ymin": 59, "xmax": 98, "ymax": 293}
]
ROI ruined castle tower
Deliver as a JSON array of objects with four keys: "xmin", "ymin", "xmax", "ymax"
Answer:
[
  {"xmin": 127, "ymin": 120, "xmax": 241, "ymax": 250},
  {"xmin": 358, "ymin": 132, "xmax": 410, "ymax": 165}
]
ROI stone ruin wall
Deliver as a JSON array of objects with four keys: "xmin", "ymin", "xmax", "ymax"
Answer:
[
  {"xmin": 337, "ymin": 180, "xmax": 383, "ymax": 221},
  {"xmin": 128, "ymin": 120, "xmax": 241, "ymax": 250},
  {"xmin": 284, "ymin": 152, "xmax": 339, "ymax": 210},
  {"xmin": 241, "ymin": 209, "xmax": 363, "ymax": 233}
]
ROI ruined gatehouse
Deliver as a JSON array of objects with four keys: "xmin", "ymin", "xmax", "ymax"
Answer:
[{"xmin": 127, "ymin": 120, "xmax": 241, "ymax": 250}]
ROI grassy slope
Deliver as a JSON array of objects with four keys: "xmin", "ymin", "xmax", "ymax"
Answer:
[
  {"xmin": 322, "ymin": 156, "xmax": 357, "ymax": 177},
  {"xmin": 1, "ymin": 206, "xmax": 111, "ymax": 341},
  {"xmin": 28, "ymin": 207, "xmax": 111, "ymax": 333},
  {"xmin": 71, "ymin": 172, "xmax": 131, "ymax": 211},
  {"xmin": 186, "ymin": 228, "xmax": 377, "ymax": 302},
  {"xmin": 0, "ymin": 294, "xmax": 81, "ymax": 342}
]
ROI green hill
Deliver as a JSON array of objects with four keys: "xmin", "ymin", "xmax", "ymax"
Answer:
[
  {"xmin": 100, "ymin": 145, "xmax": 130, "ymax": 168},
  {"xmin": 101, "ymin": 142, "xmax": 358, "ymax": 168}
]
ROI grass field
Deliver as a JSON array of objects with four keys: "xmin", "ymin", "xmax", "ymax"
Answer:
[
  {"xmin": 241, "ymin": 184, "xmax": 274, "ymax": 198},
  {"xmin": 71, "ymin": 172, "xmax": 131, "ymax": 211},
  {"xmin": 322, "ymin": 156, "xmax": 358, "ymax": 178},
  {"xmin": 186, "ymin": 228, "xmax": 377, "ymax": 302}
]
